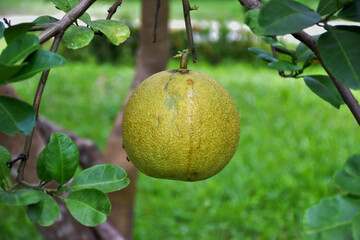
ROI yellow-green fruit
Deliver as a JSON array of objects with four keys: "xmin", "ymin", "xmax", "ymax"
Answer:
[{"xmin": 122, "ymin": 69, "xmax": 240, "ymax": 181}]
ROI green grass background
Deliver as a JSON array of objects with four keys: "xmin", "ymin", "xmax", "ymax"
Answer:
[{"xmin": 2, "ymin": 0, "xmax": 360, "ymax": 239}]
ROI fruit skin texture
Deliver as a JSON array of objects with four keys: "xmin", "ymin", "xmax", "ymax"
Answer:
[{"xmin": 122, "ymin": 69, "xmax": 240, "ymax": 181}]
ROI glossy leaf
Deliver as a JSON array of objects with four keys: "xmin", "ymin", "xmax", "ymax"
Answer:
[
  {"xmin": 0, "ymin": 34, "xmax": 39, "ymax": 65},
  {"xmin": 70, "ymin": 164, "xmax": 129, "ymax": 193},
  {"xmin": 89, "ymin": 20, "xmax": 130, "ymax": 46},
  {"xmin": 4, "ymin": 23, "xmax": 35, "ymax": 43},
  {"xmin": 27, "ymin": 194, "xmax": 60, "ymax": 226},
  {"xmin": 345, "ymin": 155, "xmax": 360, "ymax": 178},
  {"xmin": 259, "ymin": 0, "xmax": 321, "ymax": 35},
  {"xmin": 50, "ymin": 0, "xmax": 91, "ymax": 24},
  {"xmin": 0, "ymin": 63, "xmax": 24, "ymax": 84},
  {"xmin": 296, "ymin": 42, "xmax": 315, "ymax": 62},
  {"xmin": 0, "ymin": 22, "xmax": 4, "ymax": 39},
  {"xmin": 5, "ymin": 49, "xmax": 66, "ymax": 84},
  {"xmin": 304, "ymin": 195, "xmax": 360, "ymax": 235},
  {"xmin": 318, "ymin": 26, "xmax": 360, "ymax": 89},
  {"xmin": 262, "ymin": 37, "xmax": 296, "ymax": 58},
  {"xmin": 0, "ymin": 189, "xmax": 45, "ymax": 206},
  {"xmin": 36, "ymin": 149, "xmax": 52, "ymax": 182},
  {"xmin": 353, "ymin": 211, "xmax": 360, "ymax": 240},
  {"xmin": 33, "ymin": 16, "xmax": 59, "ymax": 26},
  {"xmin": 65, "ymin": 189, "xmax": 111, "ymax": 226},
  {"xmin": 0, "ymin": 96, "xmax": 36, "ymax": 136},
  {"xmin": 338, "ymin": 0, "xmax": 360, "ymax": 22},
  {"xmin": 244, "ymin": 9, "xmax": 267, "ymax": 36},
  {"xmin": 268, "ymin": 60, "xmax": 301, "ymax": 71},
  {"xmin": 0, "ymin": 145, "xmax": 11, "ymax": 181},
  {"xmin": 248, "ymin": 47, "xmax": 276, "ymax": 62},
  {"xmin": 335, "ymin": 171, "xmax": 360, "ymax": 196},
  {"xmin": 304, "ymin": 75, "xmax": 344, "ymax": 109},
  {"xmin": 317, "ymin": 0, "xmax": 352, "ymax": 16},
  {"xmin": 44, "ymin": 132, "xmax": 79, "ymax": 185},
  {"xmin": 62, "ymin": 25, "xmax": 94, "ymax": 49}
]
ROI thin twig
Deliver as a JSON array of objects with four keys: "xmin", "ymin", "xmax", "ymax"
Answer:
[
  {"xmin": 107, "ymin": 0, "xmax": 123, "ymax": 20},
  {"xmin": 239, "ymin": 0, "xmax": 360, "ymax": 125},
  {"xmin": 3, "ymin": 18, "xmax": 11, "ymax": 27},
  {"xmin": 182, "ymin": 0, "xmax": 197, "ymax": 63},
  {"xmin": 153, "ymin": 0, "xmax": 161, "ymax": 43},
  {"xmin": 38, "ymin": 0, "xmax": 97, "ymax": 44},
  {"xmin": 17, "ymin": 31, "xmax": 65, "ymax": 182}
]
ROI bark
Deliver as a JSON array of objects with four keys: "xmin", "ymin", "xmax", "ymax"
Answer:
[{"xmin": 103, "ymin": 0, "xmax": 171, "ymax": 239}]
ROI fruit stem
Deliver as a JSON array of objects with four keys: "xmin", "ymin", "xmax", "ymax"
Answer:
[{"xmin": 179, "ymin": 51, "xmax": 189, "ymax": 71}]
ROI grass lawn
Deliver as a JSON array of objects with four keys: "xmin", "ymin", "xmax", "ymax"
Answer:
[{"xmin": 7, "ymin": 59, "xmax": 360, "ymax": 239}]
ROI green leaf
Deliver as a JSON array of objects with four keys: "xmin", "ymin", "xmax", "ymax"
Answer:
[
  {"xmin": 36, "ymin": 149, "xmax": 52, "ymax": 182},
  {"xmin": 345, "ymin": 155, "xmax": 360, "ymax": 178},
  {"xmin": 306, "ymin": 224, "xmax": 353, "ymax": 240},
  {"xmin": 268, "ymin": 60, "xmax": 301, "ymax": 71},
  {"xmin": 0, "ymin": 96, "xmax": 36, "ymax": 136},
  {"xmin": 304, "ymin": 195, "xmax": 360, "ymax": 236},
  {"xmin": 70, "ymin": 164, "xmax": 129, "ymax": 193},
  {"xmin": 4, "ymin": 23, "xmax": 35, "ymax": 44},
  {"xmin": 335, "ymin": 171, "xmax": 360, "ymax": 196},
  {"xmin": 0, "ymin": 189, "xmax": 45, "ymax": 206},
  {"xmin": 248, "ymin": 47, "xmax": 277, "ymax": 62},
  {"xmin": 304, "ymin": 75, "xmax": 344, "ymax": 109},
  {"xmin": 244, "ymin": 9, "xmax": 267, "ymax": 36},
  {"xmin": 0, "ymin": 146, "xmax": 11, "ymax": 181},
  {"xmin": 317, "ymin": 0, "xmax": 352, "ymax": 16},
  {"xmin": 296, "ymin": 42, "xmax": 315, "ymax": 62},
  {"xmin": 318, "ymin": 26, "xmax": 360, "ymax": 89},
  {"xmin": 62, "ymin": 25, "xmax": 94, "ymax": 49},
  {"xmin": 44, "ymin": 132, "xmax": 79, "ymax": 185},
  {"xmin": 27, "ymin": 194, "xmax": 60, "ymax": 226},
  {"xmin": 50, "ymin": 0, "xmax": 91, "ymax": 24},
  {"xmin": 88, "ymin": 20, "xmax": 130, "ymax": 46},
  {"xmin": 262, "ymin": 36, "xmax": 296, "ymax": 58},
  {"xmin": 65, "ymin": 189, "xmax": 111, "ymax": 226},
  {"xmin": 0, "ymin": 62, "xmax": 24, "ymax": 84},
  {"xmin": 4, "ymin": 49, "xmax": 66, "ymax": 84},
  {"xmin": 33, "ymin": 16, "xmax": 59, "ymax": 26},
  {"xmin": 338, "ymin": 0, "xmax": 360, "ymax": 22},
  {"xmin": 0, "ymin": 34, "xmax": 39, "ymax": 66},
  {"xmin": 259, "ymin": 0, "xmax": 321, "ymax": 35},
  {"xmin": 353, "ymin": 211, "xmax": 360, "ymax": 240},
  {"xmin": 0, "ymin": 22, "xmax": 4, "ymax": 39}
]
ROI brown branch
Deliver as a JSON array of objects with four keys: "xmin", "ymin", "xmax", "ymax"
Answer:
[
  {"xmin": 107, "ymin": 0, "xmax": 123, "ymax": 20},
  {"xmin": 182, "ymin": 0, "xmax": 197, "ymax": 63},
  {"xmin": 239, "ymin": 0, "xmax": 360, "ymax": 125},
  {"xmin": 38, "ymin": 0, "xmax": 97, "ymax": 44},
  {"xmin": 153, "ymin": 0, "xmax": 161, "ymax": 43}
]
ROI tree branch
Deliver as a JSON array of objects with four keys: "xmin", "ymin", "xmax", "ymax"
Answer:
[
  {"xmin": 38, "ymin": 0, "xmax": 97, "ymax": 44},
  {"xmin": 107, "ymin": 0, "xmax": 123, "ymax": 20},
  {"xmin": 182, "ymin": 0, "xmax": 197, "ymax": 63},
  {"xmin": 238, "ymin": 0, "xmax": 360, "ymax": 125}
]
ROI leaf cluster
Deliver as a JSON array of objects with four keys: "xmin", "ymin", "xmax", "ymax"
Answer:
[
  {"xmin": 0, "ymin": 0, "xmax": 131, "ymax": 228},
  {"xmin": 244, "ymin": 0, "xmax": 360, "ymax": 109},
  {"xmin": 0, "ymin": 133, "xmax": 130, "ymax": 226}
]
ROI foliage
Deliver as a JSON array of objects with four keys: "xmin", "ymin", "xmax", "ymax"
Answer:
[
  {"xmin": 0, "ymin": 0, "xmax": 130, "ymax": 229},
  {"xmin": 243, "ymin": 0, "xmax": 360, "ymax": 238}
]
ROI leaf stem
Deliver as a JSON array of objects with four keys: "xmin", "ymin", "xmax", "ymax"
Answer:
[{"xmin": 182, "ymin": 0, "xmax": 197, "ymax": 63}]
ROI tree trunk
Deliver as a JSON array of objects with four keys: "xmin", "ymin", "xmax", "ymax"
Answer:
[{"xmin": 103, "ymin": 0, "xmax": 171, "ymax": 239}]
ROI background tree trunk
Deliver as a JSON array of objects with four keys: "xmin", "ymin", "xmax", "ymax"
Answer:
[{"xmin": 104, "ymin": 0, "xmax": 171, "ymax": 239}]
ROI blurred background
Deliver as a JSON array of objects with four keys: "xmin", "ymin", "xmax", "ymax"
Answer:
[{"xmin": 1, "ymin": 0, "xmax": 359, "ymax": 239}]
